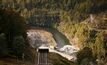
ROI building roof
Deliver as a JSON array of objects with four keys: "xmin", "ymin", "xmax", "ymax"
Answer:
[{"xmin": 38, "ymin": 45, "xmax": 49, "ymax": 49}]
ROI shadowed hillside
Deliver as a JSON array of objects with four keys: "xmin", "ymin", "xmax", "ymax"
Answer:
[{"xmin": 0, "ymin": 0, "xmax": 107, "ymax": 65}]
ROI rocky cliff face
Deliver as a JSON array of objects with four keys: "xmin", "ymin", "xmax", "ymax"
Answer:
[{"xmin": 27, "ymin": 29, "xmax": 57, "ymax": 48}]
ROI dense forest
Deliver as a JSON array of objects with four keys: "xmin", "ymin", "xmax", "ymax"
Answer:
[
  {"xmin": 0, "ymin": 0, "xmax": 107, "ymax": 65},
  {"xmin": 0, "ymin": 8, "xmax": 36, "ymax": 65},
  {"xmin": 0, "ymin": 0, "xmax": 106, "ymax": 27}
]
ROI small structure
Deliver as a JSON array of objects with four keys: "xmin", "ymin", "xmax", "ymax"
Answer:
[
  {"xmin": 90, "ymin": 14, "xmax": 95, "ymax": 23},
  {"xmin": 37, "ymin": 46, "xmax": 49, "ymax": 65}
]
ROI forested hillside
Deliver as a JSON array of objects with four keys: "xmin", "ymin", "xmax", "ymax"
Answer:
[
  {"xmin": 0, "ymin": 0, "xmax": 106, "ymax": 26},
  {"xmin": 0, "ymin": 8, "xmax": 36, "ymax": 65},
  {"xmin": 0, "ymin": 0, "xmax": 107, "ymax": 65}
]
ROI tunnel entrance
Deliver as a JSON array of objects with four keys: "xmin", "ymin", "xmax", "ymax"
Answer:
[{"xmin": 37, "ymin": 46, "xmax": 49, "ymax": 65}]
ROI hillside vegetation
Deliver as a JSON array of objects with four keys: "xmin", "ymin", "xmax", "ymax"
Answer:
[
  {"xmin": 0, "ymin": 0, "xmax": 106, "ymax": 25},
  {"xmin": 0, "ymin": 0, "xmax": 107, "ymax": 65}
]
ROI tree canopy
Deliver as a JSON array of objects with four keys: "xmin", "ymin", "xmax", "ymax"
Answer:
[{"xmin": 0, "ymin": 8, "xmax": 29, "ymax": 59}]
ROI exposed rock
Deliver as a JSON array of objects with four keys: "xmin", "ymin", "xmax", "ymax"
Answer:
[{"xmin": 27, "ymin": 29, "xmax": 57, "ymax": 48}]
